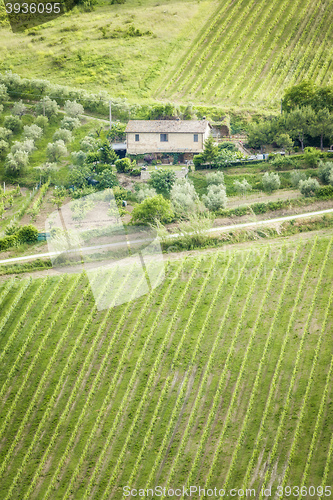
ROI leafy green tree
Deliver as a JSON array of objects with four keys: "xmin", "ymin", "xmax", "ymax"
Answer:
[
  {"xmin": 309, "ymin": 108, "xmax": 333, "ymax": 150},
  {"xmin": 299, "ymin": 178, "xmax": 320, "ymax": 197},
  {"xmin": 262, "ymin": 172, "xmax": 281, "ymax": 192},
  {"xmin": 107, "ymin": 123, "xmax": 126, "ymax": 142},
  {"xmin": 282, "ymin": 81, "xmax": 316, "ymax": 112},
  {"xmin": 52, "ymin": 187, "xmax": 67, "ymax": 211},
  {"xmin": 35, "ymin": 97, "xmax": 59, "ymax": 118},
  {"xmin": 150, "ymin": 169, "xmax": 176, "ymax": 194},
  {"xmin": 46, "ymin": 140, "xmax": 67, "ymax": 162},
  {"xmin": 285, "ymin": 106, "xmax": 316, "ymax": 152},
  {"xmin": 4, "ymin": 115, "xmax": 23, "ymax": 134},
  {"xmin": 64, "ymin": 100, "xmax": 84, "ymax": 117},
  {"xmin": 213, "ymin": 149, "xmax": 239, "ymax": 168},
  {"xmin": 247, "ymin": 120, "xmax": 273, "ymax": 152},
  {"xmin": 131, "ymin": 195, "xmax": 174, "ymax": 224},
  {"xmin": 276, "ymin": 133, "xmax": 294, "ymax": 154},
  {"xmin": 68, "ymin": 166, "xmax": 91, "ymax": 188},
  {"xmin": 85, "ymin": 151, "xmax": 100, "ymax": 165},
  {"xmin": 202, "ymin": 184, "xmax": 227, "ymax": 210},
  {"xmin": 71, "ymin": 150, "xmax": 87, "ymax": 166}
]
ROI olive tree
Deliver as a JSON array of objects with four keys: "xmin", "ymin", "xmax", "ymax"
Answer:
[
  {"xmin": 64, "ymin": 100, "xmax": 84, "ymax": 117},
  {"xmin": 290, "ymin": 170, "xmax": 307, "ymax": 188},
  {"xmin": 206, "ymin": 171, "xmax": 225, "ymax": 185},
  {"xmin": 46, "ymin": 140, "xmax": 67, "ymax": 162},
  {"xmin": 35, "ymin": 96, "xmax": 59, "ymax": 118},
  {"xmin": 53, "ymin": 128, "xmax": 73, "ymax": 143},
  {"xmin": 234, "ymin": 179, "xmax": 252, "ymax": 195},
  {"xmin": 11, "ymin": 139, "xmax": 35, "ymax": 155},
  {"xmin": 202, "ymin": 184, "xmax": 227, "ymax": 210},
  {"xmin": 170, "ymin": 179, "xmax": 199, "ymax": 215},
  {"xmin": 5, "ymin": 150, "xmax": 29, "ymax": 174},
  {"xmin": 12, "ymin": 100, "xmax": 26, "ymax": 116},
  {"xmin": 23, "ymin": 124, "xmax": 43, "ymax": 141},
  {"xmin": 299, "ymin": 178, "xmax": 320, "ymax": 197},
  {"xmin": 60, "ymin": 116, "xmax": 80, "ymax": 130},
  {"xmin": 136, "ymin": 186, "xmax": 157, "ymax": 202},
  {"xmin": 262, "ymin": 172, "xmax": 281, "ymax": 192}
]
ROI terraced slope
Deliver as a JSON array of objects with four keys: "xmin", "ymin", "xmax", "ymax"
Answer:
[
  {"xmin": 156, "ymin": 0, "xmax": 333, "ymax": 107},
  {"xmin": 0, "ymin": 236, "xmax": 333, "ymax": 498}
]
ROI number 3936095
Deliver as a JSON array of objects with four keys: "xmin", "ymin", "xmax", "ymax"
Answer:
[{"xmin": 5, "ymin": 3, "xmax": 61, "ymax": 14}]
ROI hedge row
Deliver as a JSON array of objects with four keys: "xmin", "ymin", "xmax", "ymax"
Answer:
[{"xmin": 0, "ymin": 224, "xmax": 38, "ymax": 251}]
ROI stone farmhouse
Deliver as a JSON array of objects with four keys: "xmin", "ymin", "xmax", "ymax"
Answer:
[{"xmin": 125, "ymin": 119, "xmax": 211, "ymax": 161}]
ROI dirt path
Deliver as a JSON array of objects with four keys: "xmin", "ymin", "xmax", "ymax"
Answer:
[{"xmin": 227, "ymin": 189, "xmax": 301, "ymax": 209}]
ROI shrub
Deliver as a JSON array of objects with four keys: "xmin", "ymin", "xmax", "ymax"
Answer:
[
  {"xmin": 131, "ymin": 195, "xmax": 174, "ymax": 225},
  {"xmin": 206, "ymin": 171, "xmax": 225, "ymax": 185},
  {"xmin": 46, "ymin": 140, "xmax": 67, "ymax": 161},
  {"xmin": 60, "ymin": 116, "xmax": 80, "ymax": 130},
  {"xmin": 290, "ymin": 170, "xmax": 307, "ymax": 188},
  {"xmin": 97, "ymin": 169, "xmax": 118, "ymax": 189},
  {"xmin": 299, "ymin": 178, "xmax": 320, "ymax": 197},
  {"xmin": 35, "ymin": 115, "xmax": 49, "ymax": 129},
  {"xmin": 150, "ymin": 169, "xmax": 176, "ymax": 194},
  {"xmin": 218, "ymin": 142, "xmax": 237, "ymax": 152},
  {"xmin": 234, "ymin": 179, "xmax": 252, "ymax": 195},
  {"xmin": 64, "ymin": 99, "xmax": 84, "ymax": 117},
  {"xmin": 262, "ymin": 172, "xmax": 281, "ymax": 192},
  {"xmin": 202, "ymin": 184, "xmax": 227, "ymax": 210},
  {"xmin": 17, "ymin": 224, "xmax": 38, "ymax": 242},
  {"xmin": 136, "ymin": 186, "xmax": 157, "ymax": 202},
  {"xmin": 115, "ymin": 157, "xmax": 131, "ymax": 173},
  {"xmin": 53, "ymin": 128, "xmax": 73, "ymax": 143},
  {"xmin": 318, "ymin": 161, "xmax": 333, "ymax": 184},
  {"xmin": 71, "ymin": 150, "xmax": 87, "ymax": 166},
  {"xmin": 4, "ymin": 115, "xmax": 23, "ymax": 133},
  {"xmin": 316, "ymin": 185, "xmax": 333, "ymax": 198},
  {"xmin": 99, "ymin": 141, "xmax": 118, "ymax": 164},
  {"xmin": 193, "ymin": 153, "xmax": 204, "ymax": 170},
  {"xmin": 304, "ymin": 146, "xmax": 321, "ymax": 167},
  {"xmin": 23, "ymin": 124, "xmax": 43, "ymax": 141}
]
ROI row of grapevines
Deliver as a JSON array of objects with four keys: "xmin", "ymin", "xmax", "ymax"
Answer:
[
  {"xmin": 44, "ymin": 263, "xmax": 175, "ymax": 499},
  {"xmin": 160, "ymin": 254, "xmax": 236, "ymax": 490},
  {"xmin": 221, "ymin": 246, "xmax": 298, "ymax": 492},
  {"xmin": 266, "ymin": 0, "xmax": 323, "ymax": 100},
  {"xmin": 0, "ymin": 279, "xmax": 30, "ymax": 335},
  {"xmin": 226, "ymin": 0, "xmax": 300, "ymax": 101},
  {"xmin": 240, "ymin": 239, "xmax": 317, "ymax": 491},
  {"xmin": 0, "ymin": 276, "xmax": 67, "ymax": 446},
  {"xmin": 299, "ymin": 353, "xmax": 333, "ymax": 499},
  {"xmin": 164, "ymin": 0, "xmax": 233, "ymax": 92},
  {"xmin": 258, "ymin": 238, "xmax": 331, "ymax": 496},
  {"xmin": 27, "ymin": 180, "xmax": 50, "ymax": 220},
  {"xmin": 98, "ymin": 256, "xmax": 215, "ymax": 499},
  {"xmin": 126, "ymin": 256, "xmax": 235, "ymax": 492},
  {"xmin": 319, "ymin": 423, "xmax": 333, "ymax": 498},
  {"xmin": 251, "ymin": 0, "xmax": 314, "ymax": 101},
  {"xmin": 22, "ymin": 264, "xmax": 136, "ymax": 500},
  {"xmin": 201, "ymin": 0, "xmax": 279, "ymax": 97},
  {"xmin": 0, "ymin": 278, "xmax": 47, "ymax": 366},
  {"xmin": 1, "ymin": 273, "xmax": 92, "ymax": 493},
  {"xmin": 61, "ymin": 261, "xmax": 182, "ymax": 499},
  {"xmin": 85, "ymin": 257, "xmax": 205, "ymax": 499},
  {"xmin": 183, "ymin": 250, "xmax": 257, "ymax": 487},
  {"xmin": 201, "ymin": 249, "xmax": 269, "ymax": 488},
  {"xmin": 279, "ymin": 238, "xmax": 333, "ymax": 488},
  {"xmin": 184, "ymin": 0, "xmax": 259, "ymax": 95}
]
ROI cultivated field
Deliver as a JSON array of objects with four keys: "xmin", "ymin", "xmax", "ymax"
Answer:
[
  {"xmin": 0, "ymin": 235, "xmax": 333, "ymax": 498},
  {"xmin": 1, "ymin": 0, "xmax": 333, "ymax": 108}
]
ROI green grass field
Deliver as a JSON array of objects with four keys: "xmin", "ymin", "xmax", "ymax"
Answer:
[
  {"xmin": 0, "ymin": 0, "xmax": 333, "ymax": 109},
  {"xmin": 0, "ymin": 235, "xmax": 333, "ymax": 498}
]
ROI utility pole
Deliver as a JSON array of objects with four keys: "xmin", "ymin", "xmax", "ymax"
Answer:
[
  {"xmin": 281, "ymin": 98, "xmax": 283, "ymax": 115},
  {"xmin": 109, "ymin": 100, "xmax": 112, "ymax": 131},
  {"xmin": 43, "ymin": 102, "xmax": 45, "ymax": 117}
]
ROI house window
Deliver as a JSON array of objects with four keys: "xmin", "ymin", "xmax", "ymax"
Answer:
[
  {"xmin": 160, "ymin": 133, "xmax": 168, "ymax": 142},
  {"xmin": 135, "ymin": 134, "xmax": 140, "ymax": 142},
  {"xmin": 194, "ymin": 134, "xmax": 199, "ymax": 142}
]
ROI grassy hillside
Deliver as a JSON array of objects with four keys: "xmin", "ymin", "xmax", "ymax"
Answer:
[
  {"xmin": 0, "ymin": 236, "xmax": 333, "ymax": 498},
  {"xmin": 0, "ymin": 0, "xmax": 333, "ymax": 110}
]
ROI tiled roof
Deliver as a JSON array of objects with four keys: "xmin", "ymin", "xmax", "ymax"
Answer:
[{"xmin": 125, "ymin": 120, "xmax": 210, "ymax": 133}]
